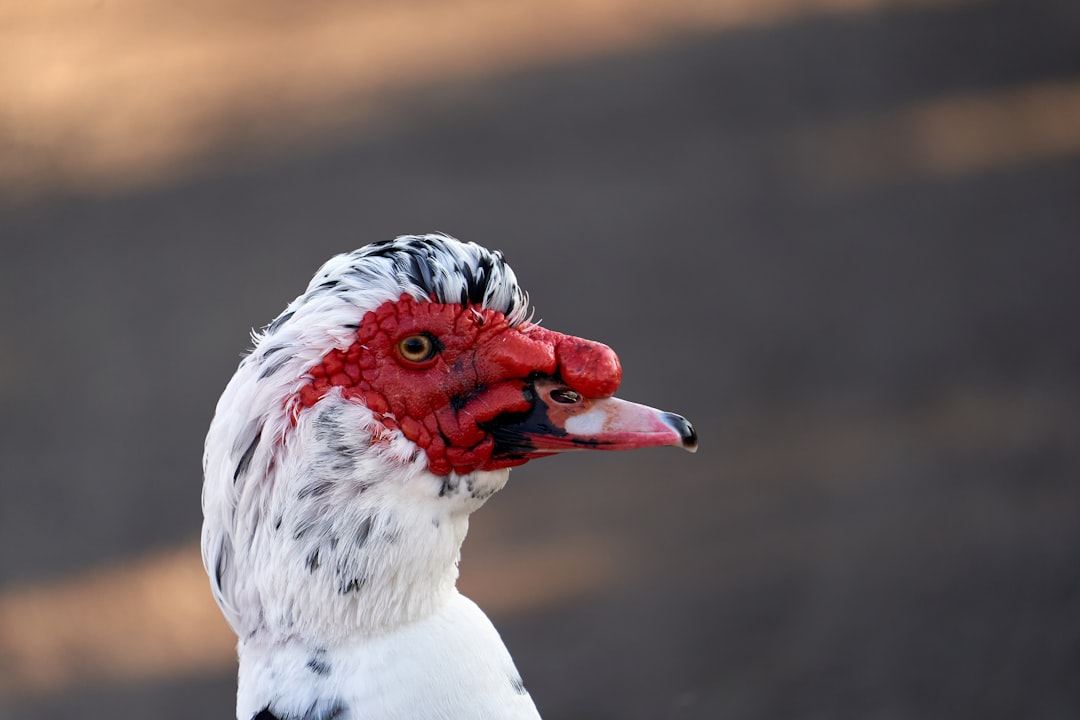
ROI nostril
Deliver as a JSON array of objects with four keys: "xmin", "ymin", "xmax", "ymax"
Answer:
[{"xmin": 549, "ymin": 387, "xmax": 582, "ymax": 404}]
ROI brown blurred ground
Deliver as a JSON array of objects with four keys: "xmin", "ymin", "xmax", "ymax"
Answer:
[{"xmin": 1, "ymin": 0, "xmax": 1079, "ymax": 718}]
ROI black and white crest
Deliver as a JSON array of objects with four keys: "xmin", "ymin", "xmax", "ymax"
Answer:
[
  {"xmin": 263, "ymin": 234, "xmax": 532, "ymax": 342},
  {"xmin": 352, "ymin": 235, "xmax": 530, "ymax": 320}
]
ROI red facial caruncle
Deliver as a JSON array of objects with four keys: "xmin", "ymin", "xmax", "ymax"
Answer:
[
  {"xmin": 291, "ymin": 294, "xmax": 696, "ymax": 477},
  {"xmin": 291, "ymin": 295, "xmax": 616, "ymax": 475}
]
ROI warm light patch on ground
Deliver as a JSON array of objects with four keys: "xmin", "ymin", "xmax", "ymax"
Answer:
[
  {"xmin": 0, "ymin": 547, "xmax": 234, "ymax": 697},
  {"xmin": 792, "ymin": 78, "xmax": 1080, "ymax": 188},
  {"xmin": 1, "ymin": 0, "xmax": 980, "ymax": 202},
  {"xmin": 0, "ymin": 536, "xmax": 620, "ymax": 699}
]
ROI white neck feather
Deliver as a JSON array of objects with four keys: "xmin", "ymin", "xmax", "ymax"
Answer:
[{"xmin": 207, "ymin": 394, "xmax": 509, "ymax": 645}]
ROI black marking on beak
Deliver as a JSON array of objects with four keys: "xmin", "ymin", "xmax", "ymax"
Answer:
[{"xmin": 662, "ymin": 412, "xmax": 698, "ymax": 452}]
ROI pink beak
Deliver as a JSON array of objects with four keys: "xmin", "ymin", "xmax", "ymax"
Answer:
[{"xmin": 487, "ymin": 377, "xmax": 697, "ymax": 462}]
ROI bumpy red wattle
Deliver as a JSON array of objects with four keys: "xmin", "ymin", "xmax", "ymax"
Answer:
[
  {"xmin": 291, "ymin": 295, "xmax": 623, "ymax": 476},
  {"xmin": 553, "ymin": 335, "xmax": 622, "ymax": 398}
]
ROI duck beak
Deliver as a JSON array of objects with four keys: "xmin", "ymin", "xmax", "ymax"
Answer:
[{"xmin": 486, "ymin": 377, "xmax": 697, "ymax": 462}]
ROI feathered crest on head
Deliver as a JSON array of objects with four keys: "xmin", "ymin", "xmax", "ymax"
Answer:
[
  {"xmin": 341, "ymin": 234, "xmax": 531, "ymax": 324},
  {"xmin": 255, "ymin": 234, "xmax": 530, "ymax": 350}
]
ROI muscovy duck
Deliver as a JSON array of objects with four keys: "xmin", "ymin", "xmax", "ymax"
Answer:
[{"xmin": 202, "ymin": 234, "xmax": 696, "ymax": 720}]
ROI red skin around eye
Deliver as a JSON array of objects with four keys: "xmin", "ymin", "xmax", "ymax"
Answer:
[{"xmin": 291, "ymin": 294, "xmax": 622, "ymax": 476}]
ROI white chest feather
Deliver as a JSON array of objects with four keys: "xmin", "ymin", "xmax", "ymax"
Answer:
[{"xmin": 236, "ymin": 592, "xmax": 541, "ymax": 720}]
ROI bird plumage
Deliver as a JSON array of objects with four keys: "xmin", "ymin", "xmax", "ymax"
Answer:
[{"xmin": 202, "ymin": 234, "xmax": 695, "ymax": 720}]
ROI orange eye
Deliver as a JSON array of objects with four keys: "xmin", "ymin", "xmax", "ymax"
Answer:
[{"xmin": 397, "ymin": 333, "xmax": 439, "ymax": 363}]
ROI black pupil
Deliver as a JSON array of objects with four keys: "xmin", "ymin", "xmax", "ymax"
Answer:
[{"xmin": 404, "ymin": 337, "xmax": 429, "ymax": 357}]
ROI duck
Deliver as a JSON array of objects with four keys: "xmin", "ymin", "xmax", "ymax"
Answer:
[{"xmin": 202, "ymin": 233, "xmax": 696, "ymax": 720}]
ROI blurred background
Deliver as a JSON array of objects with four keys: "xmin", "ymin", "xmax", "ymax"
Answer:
[{"xmin": 1, "ymin": 0, "xmax": 1079, "ymax": 718}]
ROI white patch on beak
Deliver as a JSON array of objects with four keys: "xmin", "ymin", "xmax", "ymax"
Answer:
[{"xmin": 563, "ymin": 407, "xmax": 606, "ymax": 436}]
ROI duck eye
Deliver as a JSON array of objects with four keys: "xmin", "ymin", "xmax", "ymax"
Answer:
[{"xmin": 397, "ymin": 333, "xmax": 439, "ymax": 363}]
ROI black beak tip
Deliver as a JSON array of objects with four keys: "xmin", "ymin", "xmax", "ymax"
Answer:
[{"xmin": 662, "ymin": 412, "xmax": 698, "ymax": 453}]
